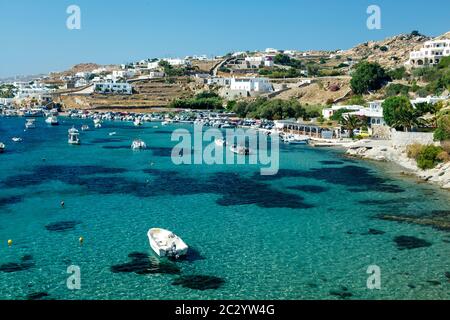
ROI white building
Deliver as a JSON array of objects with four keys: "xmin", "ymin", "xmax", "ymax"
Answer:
[
  {"xmin": 411, "ymin": 95, "xmax": 448, "ymax": 106},
  {"xmin": 75, "ymin": 72, "xmax": 92, "ymax": 79},
  {"xmin": 14, "ymin": 82, "xmax": 54, "ymax": 102},
  {"xmin": 112, "ymin": 69, "xmax": 136, "ymax": 80},
  {"xmin": 345, "ymin": 100, "xmax": 386, "ymax": 127},
  {"xmin": 265, "ymin": 48, "xmax": 279, "ymax": 54},
  {"xmin": 163, "ymin": 58, "xmax": 191, "ymax": 67},
  {"xmin": 230, "ymin": 77, "xmax": 273, "ymax": 93},
  {"xmin": 94, "ymin": 81, "xmax": 132, "ymax": 95},
  {"xmin": 408, "ymin": 39, "xmax": 450, "ymax": 67},
  {"xmin": 75, "ymin": 78, "xmax": 89, "ymax": 87},
  {"xmin": 245, "ymin": 56, "xmax": 274, "ymax": 68},
  {"xmin": 322, "ymin": 105, "xmax": 364, "ymax": 119}
]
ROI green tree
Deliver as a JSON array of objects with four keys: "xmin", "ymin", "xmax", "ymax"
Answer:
[
  {"xmin": 340, "ymin": 115, "xmax": 365, "ymax": 138},
  {"xmin": 434, "ymin": 109, "xmax": 450, "ymax": 141},
  {"xmin": 382, "ymin": 96, "xmax": 418, "ymax": 131},
  {"xmin": 350, "ymin": 61, "xmax": 390, "ymax": 94}
]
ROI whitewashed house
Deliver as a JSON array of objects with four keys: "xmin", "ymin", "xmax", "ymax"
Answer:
[
  {"xmin": 343, "ymin": 101, "xmax": 386, "ymax": 127},
  {"xmin": 408, "ymin": 39, "xmax": 450, "ymax": 67},
  {"xmin": 322, "ymin": 105, "xmax": 364, "ymax": 119},
  {"xmin": 13, "ymin": 82, "xmax": 54, "ymax": 103},
  {"xmin": 94, "ymin": 81, "xmax": 132, "ymax": 95},
  {"xmin": 230, "ymin": 77, "xmax": 273, "ymax": 93},
  {"xmin": 112, "ymin": 69, "xmax": 136, "ymax": 80}
]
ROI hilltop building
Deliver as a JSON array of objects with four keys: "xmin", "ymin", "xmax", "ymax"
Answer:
[{"xmin": 408, "ymin": 39, "xmax": 450, "ymax": 67}]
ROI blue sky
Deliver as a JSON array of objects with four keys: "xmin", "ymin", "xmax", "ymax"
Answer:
[{"xmin": 0, "ymin": 0, "xmax": 449, "ymax": 78}]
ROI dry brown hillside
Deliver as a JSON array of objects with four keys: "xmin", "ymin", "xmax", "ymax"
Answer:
[
  {"xmin": 342, "ymin": 33, "xmax": 430, "ymax": 69},
  {"xmin": 57, "ymin": 78, "xmax": 195, "ymax": 112}
]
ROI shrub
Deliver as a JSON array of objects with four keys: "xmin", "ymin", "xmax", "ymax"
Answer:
[
  {"xmin": 385, "ymin": 83, "xmax": 410, "ymax": 97},
  {"xmin": 406, "ymin": 143, "xmax": 423, "ymax": 159},
  {"xmin": 388, "ymin": 67, "xmax": 407, "ymax": 80},
  {"xmin": 416, "ymin": 145, "xmax": 444, "ymax": 170},
  {"xmin": 434, "ymin": 113, "xmax": 450, "ymax": 141},
  {"xmin": 440, "ymin": 140, "xmax": 450, "ymax": 153},
  {"xmin": 436, "ymin": 151, "xmax": 450, "ymax": 162}
]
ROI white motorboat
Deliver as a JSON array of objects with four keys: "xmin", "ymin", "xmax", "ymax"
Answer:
[
  {"xmin": 161, "ymin": 121, "xmax": 170, "ymax": 126},
  {"xmin": 93, "ymin": 118, "xmax": 102, "ymax": 128},
  {"xmin": 147, "ymin": 228, "xmax": 188, "ymax": 259},
  {"xmin": 215, "ymin": 138, "xmax": 226, "ymax": 147},
  {"xmin": 230, "ymin": 145, "xmax": 250, "ymax": 155},
  {"xmin": 12, "ymin": 137, "xmax": 23, "ymax": 143},
  {"xmin": 282, "ymin": 135, "xmax": 308, "ymax": 145},
  {"xmin": 25, "ymin": 119, "xmax": 36, "ymax": 129},
  {"xmin": 45, "ymin": 116, "xmax": 59, "ymax": 126},
  {"xmin": 0, "ymin": 142, "xmax": 5, "ymax": 153},
  {"xmin": 81, "ymin": 124, "xmax": 90, "ymax": 131},
  {"xmin": 134, "ymin": 118, "xmax": 143, "ymax": 126},
  {"xmin": 109, "ymin": 132, "xmax": 117, "ymax": 136},
  {"xmin": 221, "ymin": 122, "xmax": 236, "ymax": 129},
  {"xmin": 131, "ymin": 139, "xmax": 147, "ymax": 150},
  {"xmin": 68, "ymin": 127, "xmax": 80, "ymax": 145}
]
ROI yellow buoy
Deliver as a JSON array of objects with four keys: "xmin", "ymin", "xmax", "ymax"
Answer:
[{"xmin": 7, "ymin": 239, "xmax": 12, "ymax": 247}]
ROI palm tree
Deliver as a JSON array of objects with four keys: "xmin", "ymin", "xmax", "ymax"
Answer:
[{"xmin": 340, "ymin": 114, "xmax": 365, "ymax": 138}]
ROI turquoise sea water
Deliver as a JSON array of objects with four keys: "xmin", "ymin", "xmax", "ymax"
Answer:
[{"xmin": 0, "ymin": 116, "xmax": 449, "ymax": 300}]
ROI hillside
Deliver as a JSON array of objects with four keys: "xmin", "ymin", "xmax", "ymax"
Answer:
[
  {"xmin": 57, "ymin": 78, "xmax": 196, "ymax": 112},
  {"xmin": 341, "ymin": 31, "xmax": 450, "ymax": 69},
  {"xmin": 341, "ymin": 33, "xmax": 430, "ymax": 69}
]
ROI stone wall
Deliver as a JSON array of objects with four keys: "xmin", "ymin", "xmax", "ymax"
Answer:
[{"xmin": 391, "ymin": 130, "xmax": 435, "ymax": 147}]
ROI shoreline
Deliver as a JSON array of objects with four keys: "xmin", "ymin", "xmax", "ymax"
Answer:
[{"xmin": 344, "ymin": 140, "xmax": 450, "ymax": 191}]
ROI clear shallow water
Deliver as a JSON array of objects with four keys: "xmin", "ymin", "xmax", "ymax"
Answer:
[{"xmin": 0, "ymin": 117, "xmax": 449, "ymax": 300}]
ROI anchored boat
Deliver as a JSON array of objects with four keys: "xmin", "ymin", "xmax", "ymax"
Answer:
[
  {"xmin": 45, "ymin": 116, "xmax": 59, "ymax": 126},
  {"xmin": 25, "ymin": 119, "xmax": 36, "ymax": 129},
  {"xmin": 0, "ymin": 142, "xmax": 5, "ymax": 153},
  {"xmin": 131, "ymin": 139, "xmax": 146, "ymax": 150},
  {"xmin": 147, "ymin": 228, "xmax": 188, "ymax": 259},
  {"xmin": 230, "ymin": 144, "xmax": 250, "ymax": 155},
  {"xmin": 68, "ymin": 127, "xmax": 80, "ymax": 145}
]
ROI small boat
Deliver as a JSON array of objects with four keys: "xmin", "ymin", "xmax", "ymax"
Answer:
[
  {"xmin": 131, "ymin": 139, "xmax": 147, "ymax": 150},
  {"xmin": 147, "ymin": 228, "xmax": 188, "ymax": 259},
  {"xmin": 0, "ymin": 142, "xmax": 5, "ymax": 153},
  {"xmin": 45, "ymin": 116, "xmax": 59, "ymax": 126},
  {"xmin": 230, "ymin": 144, "xmax": 250, "ymax": 155},
  {"xmin": 221, "ymin": 122, "xmax": 236, "ymax": 129},
  {"xmin": 68, "ymin": 127, "xmax": 80, "ymax": 145},
  {"xmin": 94, "ymin": 119, "xmax": 102, "ymax": 128},
  {"xmin": 81, "ymin": 125, "xmax": 90, "ymax": 131},
  {"xmin": 161, "ymin": 121, "xmax": 170, "ymax": 126},
  {"xmin": 282, "ymin": 135, "xmax": 308, "ymax": 145},
  {"xmin": 109, "ymin": 132, "xmax": 117, "ymax": 136},
  {"xmin": 12, "ymin": 137, "xmax": 23, "ymax": 143},
  {"xmin": 25, "ymin": 119, "xmax": 36, "ymax": 129},
  {"xmin": 134, "ymin": 118, "xmax": 143, "ymax": 126},
  {"xmin": 215, "ymin": 138, "xmax": 226, "ymax": 147}
]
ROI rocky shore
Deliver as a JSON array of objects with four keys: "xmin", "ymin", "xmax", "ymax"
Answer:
[{"xmin": 345, "ymin": 141, "xmax": 450, "ymax": 190}]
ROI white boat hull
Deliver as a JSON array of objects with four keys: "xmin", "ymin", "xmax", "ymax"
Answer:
[{"xmin": 148, "ymin": 228, "xmax": 188, "ymax": 258}]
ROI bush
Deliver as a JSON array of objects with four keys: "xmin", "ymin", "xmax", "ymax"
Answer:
[
  {"xmin": 416, "ymin": 145, "xmax": 444, "ymax": 170},
  {"xmin": 406, "ymin": 143, "xmax": 423, "ymax": 159},
  {"xmin": 385, "ymin": 83, "xmax": 410, "ymax": 97},
  {"xmin": 388, "ymin": 67, "xmax": 407, "ymax": 80},
  {"xmin": 434, "ymin": 113, "xmax": 450, "ymax": 141},
  {"xmin": 440, "ymin": 140, "xmax": 450, "ymax": 153},
  {"xmin": 436, "ymin": 151, "xmax": 450, "ymax": 162}
]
